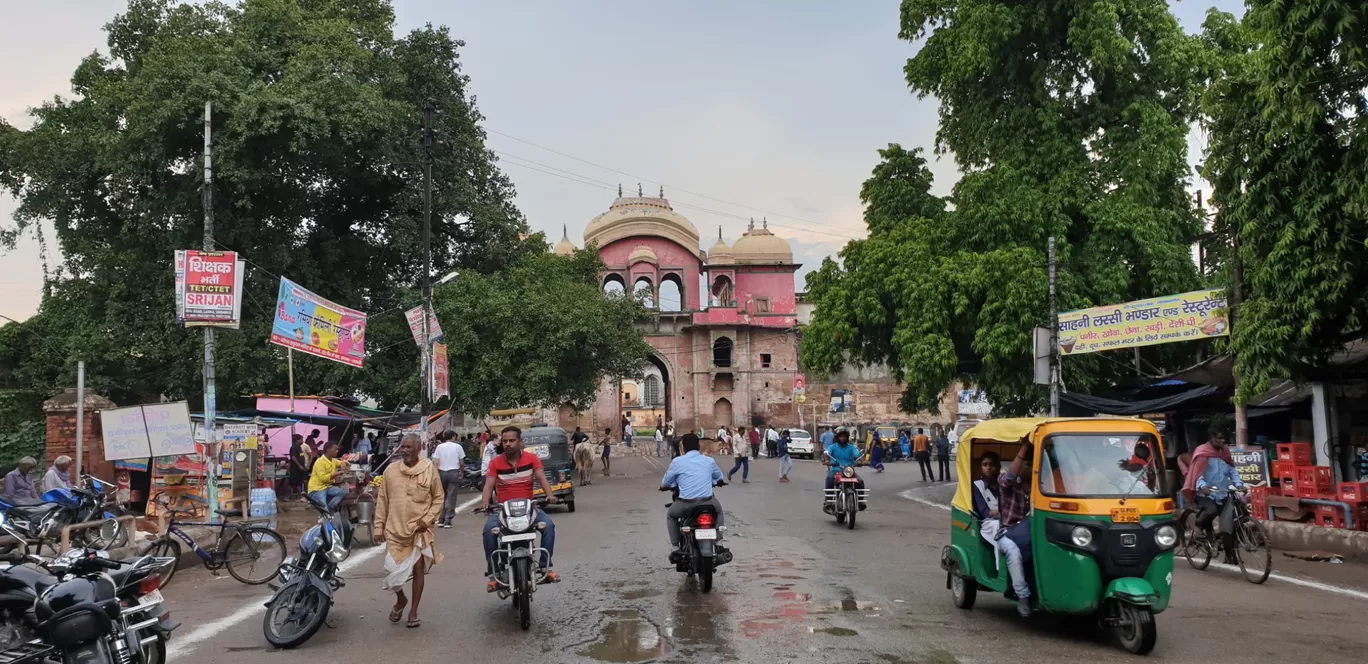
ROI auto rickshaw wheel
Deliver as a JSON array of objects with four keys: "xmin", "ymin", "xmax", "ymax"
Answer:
[
  {"xmin": 948, "ymin": 562, "xmax": 976, "ymax": 609},
  {"xmin": 1115, "ymin": 603, "xmax": 1156, "ymax": 655},
  {"xmin": 566, "ymin": 500, "xmax": 576, "ymax": 513}
]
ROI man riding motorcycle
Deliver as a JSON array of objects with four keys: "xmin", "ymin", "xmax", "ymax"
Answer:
[
  {"xmin": 480, "ymin": 426, "xmax": 562, "ymax": 591},
  {"xmin": 823, "ymin": 429, "xmax": 866, "ymax": 511},
  {"xmin": 660, "ymin": 434, "xmax": 726, "ymax": 559}
]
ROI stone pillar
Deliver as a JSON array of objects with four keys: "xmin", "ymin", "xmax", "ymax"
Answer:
[{"xmin": 43, "ymin": 388, "xmax": 118, "ymax": 480}]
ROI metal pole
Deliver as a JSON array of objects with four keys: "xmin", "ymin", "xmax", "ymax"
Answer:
[
  {"xmin": 420, "ymin": 101, "xmax": 434, "ymax": 446},
  {"xmin": 287, "ymin": 348, "xmax": 295, "ymax": 437},
  {"xmin": 1232, "ymin": 232, "xmax": 1249, "ymax": 448},
  {"xmin": 202, "ymin": 101, "xmax": 219, "ymax": 514},
  {"xmin": 1048, "ymin": 236, "xmax": 1060, "ymax": 416},
  {"xmin": 75, "ymin": 361, "xmax": 85, "ymax": 478}
]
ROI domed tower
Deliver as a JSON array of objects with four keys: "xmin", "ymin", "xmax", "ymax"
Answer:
[
  {"xmin": 730, "ymin": 218, "xmax": 794, "ymax": 265},
  {"xmin": 553, "ymin": 224, "xmax": 576, "ymax": 256}
]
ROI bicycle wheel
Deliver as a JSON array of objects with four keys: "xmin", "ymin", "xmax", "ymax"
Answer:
[
  {"xmin": 224, "ymin": 527, "xmax": 287, "ymax": 585},
  {"xmin": 138, "ymin": 538, "xmax": 183, "ymax": 589},
  {"xmin": 1235, "ymin": 518, "xmax": 1272, "ymax": 584},
  {"xmin": 1181, "ymin": 510, "xmax": 1211, "ymax": 570}
]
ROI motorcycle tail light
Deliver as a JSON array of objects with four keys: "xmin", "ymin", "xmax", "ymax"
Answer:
[
  {"xmin": 138, "ymin": 575, "xmax": 161, "ymax": 596},
  {"xmin": 697, "ymin": 514, "xmax": 714, "ymax": 528}
]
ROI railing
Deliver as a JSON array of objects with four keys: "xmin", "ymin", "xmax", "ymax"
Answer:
[{"xmin": 58, "ymin": 515, "xmax": 138, "ymax": 554}]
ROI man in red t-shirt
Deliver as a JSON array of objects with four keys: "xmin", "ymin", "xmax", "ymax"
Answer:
[{"xmin": 480, "ymin": 426, "xmax": 561, "ymax": 588}]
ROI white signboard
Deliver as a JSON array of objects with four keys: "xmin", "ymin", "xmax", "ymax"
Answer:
[
  {"xmin": 100, "ymin": 406, "xmax": 155, "ymax": 461},
  {"xmin": 404, "ymin": 305, "xmax": 444, "ymax": 347},
  {"xmin": 141, "ymin": 402, "xmax": 196, "ymax": 456}
]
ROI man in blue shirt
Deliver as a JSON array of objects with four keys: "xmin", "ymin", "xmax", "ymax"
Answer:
[
  {"xmin": 820, "ymin": 428, "xmax": 835, "ymax": 448},
  {"xmin": 1195, "ymin": 434, "xmax": 1245, "ymax": 564},
  {"xmin": 822, "ymin": 430, "xmax": 866, "ymax": 510},
  {"xmin": 661, "ymin": 434, "xmax": 726, "ymax": 551}
]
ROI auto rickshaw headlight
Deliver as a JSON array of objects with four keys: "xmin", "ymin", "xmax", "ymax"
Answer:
[
  {"xmin": 1070, "ymin": 526, "xmax": 1093, "ymax": 548},
  {"xmin": 1154, "ymin": 525, "xmax": 1178, "ymax": 549}
]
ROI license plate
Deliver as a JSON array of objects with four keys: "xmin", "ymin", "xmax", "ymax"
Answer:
[
  {"xmin": 139, "ymin": 589, "xmax": 163, "ymax": 606},
  {"xmin": 500, "ymin": 533, "xmax": 536, "ymax": 543},
  {"xmin": 837, "ymin": 477, "xmax": 859, "ymax": 483},
  {"xmin": 695, "ymin": 529, "xmax": 717, "ymax": 540},
  {"xmin": 1111, "ymin": 507, "xmax": 1140, "ymax": 524}
]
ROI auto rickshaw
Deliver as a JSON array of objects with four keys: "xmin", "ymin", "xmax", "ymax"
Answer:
[
  {"xmin": 940, "ymin": 418, "xmax": 1176, "ymax": 655},
  {"xmin": 522, "ymin": 426, "xmax": 576, "ymax": 512}
]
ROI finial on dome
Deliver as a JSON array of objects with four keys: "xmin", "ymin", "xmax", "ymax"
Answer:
[
  {"xmin": 763, "ymin": 217, "xmax": 768, "ymax": 230},
  {"xmin": 562, "ymin": 223, "xmax": 568, "ymax": 239},
  {"xmin": 718, "ymin": 225, "xmax": 723, "ymax": 240},
  {"xmin": 659, "ymin": 185, "xmax": 664, "ymax": 198},
  {"xmin": 748, "ymin": 217, "xmax": 755, "ymax": 231},
  {"xmin": 637, "ymin": 183, "xmax": 643, "ymax": 197},
  {"xmin": 618, "ymin": 183, "xmax": 622, "ymax": 198}
]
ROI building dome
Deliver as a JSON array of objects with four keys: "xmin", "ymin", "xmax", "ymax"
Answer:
[
  {"xmin": 627, "ymin": 244, "xmax": 658, "ymax": 265},
  {"xmin": 553, "ymin": 224, "xmax": 576, "ymax": 256},
  {"xmin": 707, "ymin": 226, "xmax": 735, "ymax": 265},
  {"xmin": 730, "ymin": 218, "xmax": 793, "ymax": 264},
  {"xmin": 584, "ymin": 188, "xmax": 701, "ymax": 257}
]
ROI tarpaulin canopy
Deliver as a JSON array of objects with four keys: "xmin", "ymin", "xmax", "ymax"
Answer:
[{"xmin": 1060, "ymin": 385, "xmax": 1223, "ymax": 416}]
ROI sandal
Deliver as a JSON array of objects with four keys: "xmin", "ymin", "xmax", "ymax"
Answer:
[
  {"xmin": 406, "ymin": 618, "xmax": 421, "ymax": 628},
  {"xmin": 389, "ymin": 600, "xmax": 407, "ymax": 623}
]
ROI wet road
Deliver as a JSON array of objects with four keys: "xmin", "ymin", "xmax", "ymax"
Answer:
[{"xmin": 159, "ymin": 455, "xmax": 1368, "ymax": 663}]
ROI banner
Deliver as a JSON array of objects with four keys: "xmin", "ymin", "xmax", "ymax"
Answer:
[
  {"xmin": 1230, "ymin": 447, "xmax": 1270, "ymax": 488},
  {"xmin": 432, "ymin": 343, "xmax": 449, "ymax": 398},
  {"xmin": 404, "ymin": 304, "xmax": 444, "ymax": 347},
  {"xmin": 174, "ymin": 250, "xmax": 244, "ymax": 328},
  {"xmin": 269, "ymin": 277, "xmax": 368, "ymax": 367},
  {"xmin": 100, "ymin": 401, "xmax": 196, "ymax": 461},
  {"xmin": 1057, "ymin": 289, "xmax": 1228, "ymax": 356}
]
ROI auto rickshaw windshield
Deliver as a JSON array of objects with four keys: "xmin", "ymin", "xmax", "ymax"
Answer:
[{"xmin": 1038, "ymin": 433, "xmax": 1164, "ymax": 498}]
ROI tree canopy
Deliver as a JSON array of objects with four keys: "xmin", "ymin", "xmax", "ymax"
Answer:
[
  {"xmin": 803, "ymin": 1, "xmax": 1211, "ymax": 414},
  {"xmin": 0, "ymin": 0, "xmax": 650, "ymax": 415},
  {"xmin": 1201, "ymin": 2, "xmax": 1368, "ymax": 399}
]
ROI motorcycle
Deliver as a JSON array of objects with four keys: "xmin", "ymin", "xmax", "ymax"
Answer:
[
  {"xmin": 486, "ymin": 498, "xmax": 551, "ymax": 630},
  {"xmin": 661, "ymin": 484, "xmax": 732, "ymax": 593},
  {"xmin": 262, "ymin": 494, "xmax": 353, "ymax": 649},
  {"xmin": 823, "ymin": 465, "xmax": 870, "ymax": 529},
  {"xmin": 0, "ymin": 513, "xmax": 177, "ymax": 664},
  {"xmin": 0, "ymin": 476, "xmax": 127, "ymax": 553}
]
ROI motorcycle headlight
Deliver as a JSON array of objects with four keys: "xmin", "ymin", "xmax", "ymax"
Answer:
[
  {"xmin": 1070, "ymin": 526, "xmax": 1093, "ymax": 548},
  {"xmin": 325, "ymin": 531, "xmax": 349, "ymax": 564},
  {"xmin": 507, "ymin": 515, "xmax": 532, "ymax": 532},
  {"xmin": 1154, "ymin": 525, "xmax": 1178, "ymax": 549},
  {"xmin": 842, "ymin": 467, "xmax": 855, "ymax": 478}
]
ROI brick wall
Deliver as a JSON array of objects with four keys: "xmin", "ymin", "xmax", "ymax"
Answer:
[{"xmin": 42, "ymin": 389, "xmax": 117, "ymax": 480}]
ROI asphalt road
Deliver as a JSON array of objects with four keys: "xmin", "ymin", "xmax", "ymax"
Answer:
[{"xmin": 155, "ymin": 454, "xmax": 1368, "ymax": 663}]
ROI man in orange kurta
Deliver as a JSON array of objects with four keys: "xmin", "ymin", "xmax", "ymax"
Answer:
[{"xmin": 375, "ymin": 433, "xmax": 444, "ymax": 628}]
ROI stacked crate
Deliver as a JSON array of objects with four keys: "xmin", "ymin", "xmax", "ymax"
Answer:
[{"xmin": 1337, "ymin": 481, "xmax": 1368, "ymax": 530}]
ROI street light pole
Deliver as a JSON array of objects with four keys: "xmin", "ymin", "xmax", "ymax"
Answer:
[
  {"xmin": 202, "ymin": 101, "xmax": 220, "ymax": 512},
  {"xmin": 1048, "ymin": 235, "xmax": 1060, "ymax": 417},
  {"xmin": 420, "ymin": 101, "xmax": 435, "ymax": 445}
]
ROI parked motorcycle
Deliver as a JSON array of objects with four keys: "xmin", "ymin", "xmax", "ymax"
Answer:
[
  {"xmin": 486, "ymin": 498, "xmax": 550, "ymax": 630},
  {"xmin": 0, "ymin": 513, "xmax": 177, "ymax": 664},
  {"xmin": 262, "ymin": 494, "xmax": 353, "ymax": 649},
  {"xmin": 0, "ymin": 475, "xmax": 127, "ymax": 553},
  {"xmin": 823, "ymin": 465, "xmax": 870, "ymax": 529},
  {"xmin": 662, "ymin": 484, "xmax": 732, "ymax": 593}
]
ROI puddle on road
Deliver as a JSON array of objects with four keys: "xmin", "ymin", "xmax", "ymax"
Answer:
[
  {"xmin": 773, "ymin": 591, "xmax": 811, "ymax": 601},
  {"xmin": 578, "ymin": 609, "xmax": 669, "ymax": 663},
  {"xmin": 813, "ymin": 626, "xmax": 859, "ymax": 637},
  {"xmin": 621, "ymin": 588, "xmax": 662, "ymax": 600}
]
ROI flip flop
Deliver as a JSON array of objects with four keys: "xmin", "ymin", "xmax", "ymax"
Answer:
[
  {"xmin": 407, "ymin": 618, "xmax": 421, "ymax": 628},
  {"xmin": 389, "ymin": 600, "xmax": 407, "ymax": 623}
]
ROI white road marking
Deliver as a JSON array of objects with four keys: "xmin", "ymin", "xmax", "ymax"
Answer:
[
  {"xmin": 166, "ymin": 495, "xmax": 483, "ymax": 658},
  {"xmin": 641, "ymin": 455, "xmax": 663, "ymax": 470},
  {"xmin": 897, "ymin": 489, "xmax": 1368, "ymax": 601}
]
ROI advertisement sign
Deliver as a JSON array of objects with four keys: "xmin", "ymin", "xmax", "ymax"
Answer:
[
  {"xmin": 404, "ymin": 305, "xmax": 444, "ymax": 347},
  {"xmin": 793, "ymin": 375, "xmax": 807, "ymax": 395},
  {"xmin": 100, "ymin": 401, "xmax": 196, "ymax": 461},
  {"xmin": 174, "ymin": 250, "xmax": 244, "ymax": 328},
  {"xmin": 1230, "ymin": 447, "xmax": 1270, "ymax": 488},
  {"xmin": 269, "ymin": 277, "xmax": 368, "ymax": 367},
  {"xmin": 1058, "ymin": 289, "xmax": 1228, "ymax": 356},
  {"xmin": 829, "ymin": 389, "xmax": 852, "ymax": 413},
  {"xmin": 432, "ymin": 343, "xmax": 449, "ymax": 398}
]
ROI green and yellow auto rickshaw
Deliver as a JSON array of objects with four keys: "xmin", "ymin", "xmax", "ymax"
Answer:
[{"xmin": 940, "ymin": 418, "xmax": 1176, "ymax": 655}]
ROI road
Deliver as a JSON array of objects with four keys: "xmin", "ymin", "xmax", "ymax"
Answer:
[{"xmin": 156, "ymin": 454, "xmax": 1368, "ymax": 663}]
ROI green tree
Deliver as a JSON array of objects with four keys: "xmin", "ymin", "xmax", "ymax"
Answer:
[
  {"xmin": 803, "ymin": 1, "xmax": 1211, "ymax": 414},
  {"xmin": 0, "ymin": 0, "xmax": 530, "ymax": 406},
  {"xmin": 1201, "ymin": 2, "xmax": 1368, "ymax": 398}
]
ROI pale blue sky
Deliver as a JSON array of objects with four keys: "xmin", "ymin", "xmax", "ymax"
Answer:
[{"xmin": 0, "ymin": 0, "xmax": 1243, "ymax": 321}]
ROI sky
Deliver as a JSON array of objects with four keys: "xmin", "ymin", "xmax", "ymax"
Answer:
[{"xmin": 0, "ymin": 0, "xmax": 1244, "ymax": 322}]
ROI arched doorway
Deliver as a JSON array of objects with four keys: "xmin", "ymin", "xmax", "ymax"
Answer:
[
  {"xmin": 619, "ymin": 354, "xmax": 671, "ymax": 431},
  {"xmin": 713, "ymin": 398, "xmax": 733, "ymax": 429}
]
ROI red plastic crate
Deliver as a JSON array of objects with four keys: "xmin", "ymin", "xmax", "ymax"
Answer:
[
  {"xmin": 1277, "ymin": 442, "xmax": 1313, "ymax": 465},
  {"xmin": 1271, "ymin": 461, "xmax": 1298, "ymax": 492},
  {"xmin": 1339, "ymin": 482, "xmax": 1368, "ymax": 503},
  {"xmin": 1355, "ymin": 505, "xmax": 1368, "ymax": 531},
  {"xmin": 1250, "ymin": 486, "xmax": 1270, "ymax": 518},
  {"xmin": 1314, "ymin": 504, "xmax": 1347, "ymax": 529}
]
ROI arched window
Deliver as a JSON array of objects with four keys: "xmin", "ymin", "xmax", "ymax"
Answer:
[
  {"xmin": 711, "ymin": 276, "xmax": 734, "ymax": 307},
  {"xmin": 644, "ymin": 375, "xmax": 661, "ymax": 406},
  {"xmin": 659, "ymin": 275, "xmax": 683, "ymax": 312},
  {"xmin": 634, "ymin": 277, "xmax": 655, "ymax": 308},
  {"xmin": 603, "ymin": 274, "xmax": 626, "ymax": 298},
  {"xmin": 713, "ymin": 337, "xmax": 733, "ymax": 368}
]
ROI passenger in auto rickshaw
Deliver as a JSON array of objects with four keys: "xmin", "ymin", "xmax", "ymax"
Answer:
[{"xmin": 971, "ymin": 445, "xmax": 1034, "ymax": 617}]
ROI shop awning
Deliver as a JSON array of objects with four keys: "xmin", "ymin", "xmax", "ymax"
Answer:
[{"xmin": 1061, "ymin": 385, "xmax": 1223, "ymax": 416}]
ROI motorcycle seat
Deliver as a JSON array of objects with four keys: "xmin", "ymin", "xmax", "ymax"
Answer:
[
  {"xmin": 7, "ymin": 503, "xmax": 59, "ymax": 518},
  {"xmin": 5, "ymin": 497, "xmax": 46, "ymax": 507},
  {"xmin": 684, "ymin": 505, "xmax": 719, "ymax": 520}
]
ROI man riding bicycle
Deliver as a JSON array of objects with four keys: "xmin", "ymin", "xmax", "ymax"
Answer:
[{"xmin": 1191, "ymin": 431, "xmax": 1245, "ymax": 565}]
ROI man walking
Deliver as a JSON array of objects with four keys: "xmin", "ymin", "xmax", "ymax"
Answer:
[
  {"xmin": 375, "ymin": 433, "xmax": 443, "ymax": 628},
  {"xmin": 432, "ymin": 432, "xmax": 466, "ymax": 528},
  {"xmin": 3, "ymin": 458, "xmax": 38, "ymax": 502},
  {"xmin": 934, "ymin": 430, "xmax": 952, "ymax": 481},
  {"xmin": 912, "ymin": 429, "xmax": 932, "ymax": 482},
  {"xmin": 765, "ymin": 426, "xmax": 780, "ymax": 459},
  {"xmin": 748, "ymin": 426, "xmax": 762, "ymax": 460},
  {"xmin": 600, "ymin": 427, "xmax": 613, "ymax": 476},
  {"xmin": 624, "ymin": 421, "xmax": 634, "ymax": 448},
  {"xmin": 777, "ymin": 431, "xmax": 792, "ymax": 483},
  {"xmin": 727, "ymin": 430, "xmax": 751, "ymax": 483},
  {"xmin": 655, "ymin": 427, "xmax": 665, "ymax": 458}
]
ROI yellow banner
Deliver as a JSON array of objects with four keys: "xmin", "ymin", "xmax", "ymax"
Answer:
[{"xmin": 1058, "ymin": 289, "xmax": 1228, "ymax": 355}]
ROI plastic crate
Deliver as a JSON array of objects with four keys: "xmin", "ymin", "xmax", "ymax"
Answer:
[
  {"xmin": 1250, "ymin": 486, "xmax": 1270, "ymax": 519},
  {"xmin": 1277, "ymin": 442, "xmax": 1313, "ymax": 465},
  {"xmin": 1271, "ymin": 461, "xmax": 1298, "ymax": 493},
  {"xmin": 1313, "ymin": 504, "xmax": 1347, "ymax": 529},
  {"xmin": 1339, "ymin": 482, "xmax": 1368, "ymax": 503}
]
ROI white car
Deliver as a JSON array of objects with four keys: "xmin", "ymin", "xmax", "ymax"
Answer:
[{"xmin": 787, "ymin": 429, "xmax": 816, "ymax": 459}]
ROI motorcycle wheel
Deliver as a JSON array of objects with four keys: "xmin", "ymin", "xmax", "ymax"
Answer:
[
  {"xmin": 835, "ymin": 512, "xmax": 846, "ymax": 524},
  {"xmin": 141, "ymin": 634, "xmax": 167, "ymax": 664},
  {"xmin": 0, "ymin": 612, "xmax": 35, "ymax": 652},
  {"xmin": 847, "ymin": 504, "xmax": 856, "ymax": 530},
  {"xmin": 697, "ymin": 562, "xmax": 714, "ymax": 594},
  {"xmin": 139, "ymin": 539, "xmax": 183, "ymax": 589},
  {"xmin": 513, "ymin": 558, "xmax": 532, "ymax": 630},
  {"xmin": 263, "ymin": 581, "xmax": 330, "ymax": 649}
]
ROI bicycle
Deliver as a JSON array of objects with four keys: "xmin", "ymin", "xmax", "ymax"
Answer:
[
  {"xmin": 1178, "ymin": 485, "xmax": 1271, "ymax": 584},
  {"xmin": 139, "ymin": 493, "xmax": 288, "ymax": 588}
]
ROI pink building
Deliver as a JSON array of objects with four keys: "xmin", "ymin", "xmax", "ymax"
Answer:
[{"xmin": 554, "ymin": 193, "xmax": 802, "ymax": 434}]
